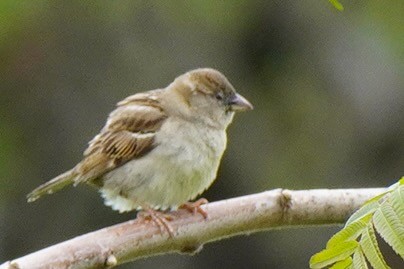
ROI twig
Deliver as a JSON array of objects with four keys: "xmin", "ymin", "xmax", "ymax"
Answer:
[{"xmin": 0, "ymin": 188, "xmax": 386, "ymax": 269}]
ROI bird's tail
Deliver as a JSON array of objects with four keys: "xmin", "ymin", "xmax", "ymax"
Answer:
[{"xmin": 27, "ymin": 169, "xmax": 77, "ymax": 202}]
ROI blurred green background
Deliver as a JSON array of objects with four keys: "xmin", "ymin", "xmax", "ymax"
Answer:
[{"xmin": 0, "ymin": 1, "xmax": 403, "ymax": 268}]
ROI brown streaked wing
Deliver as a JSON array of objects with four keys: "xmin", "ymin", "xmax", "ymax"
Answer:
[
  {"xmin": 76, "ymin": 94, "xmax": 167, "ymax": 183},
  {"xmin": 117, "ymin": 89, "xmax": 164, "ymax": 108},
  {"xmin": 102, "ymin": 131, "xmax": 155, "ymax": 159}
]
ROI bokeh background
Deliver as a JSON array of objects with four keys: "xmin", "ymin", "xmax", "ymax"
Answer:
[{"xmin": 0, "ymin": 1, "xmax": 403, "ymax": 268}]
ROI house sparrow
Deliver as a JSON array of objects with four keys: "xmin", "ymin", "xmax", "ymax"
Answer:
[{"xmin": 27, "ymin": 68, "xmax": 253, "ymax": 217}]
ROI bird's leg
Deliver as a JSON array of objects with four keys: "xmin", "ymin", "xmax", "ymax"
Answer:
[
  {"xmin": 137, "ymin": 208, "xmax": 174, "ymax": 237},
  {"xmin": 179, "ymin": 198, "xmax": 209, "ymax": 219}
]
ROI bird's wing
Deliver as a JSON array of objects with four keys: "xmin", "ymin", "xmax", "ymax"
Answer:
[
  {"xmin": 75, "ymin": 91, "xmax": 167, "ymax": 184},
  {"xmin": 27, "ymin": 91, "xmax": 167, "ymax": 201}
]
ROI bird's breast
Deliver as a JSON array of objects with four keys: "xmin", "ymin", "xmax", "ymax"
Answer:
[
  {"xmin": 154, "ymin": 118, "xmax": 227, "ymax": 183},
  {"xmin": 101, "ymin": 117, "xmax": 228, "ymax": 211}
]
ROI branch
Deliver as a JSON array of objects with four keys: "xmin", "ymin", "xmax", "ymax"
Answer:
[{"xmin": 0, "ymin": 188, "xmax": 386, "ymax": 269}]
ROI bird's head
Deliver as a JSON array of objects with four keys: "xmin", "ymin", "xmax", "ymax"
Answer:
[{"xmin": 167, "ymin": 68, "xmax": 253, "ymax": 129}]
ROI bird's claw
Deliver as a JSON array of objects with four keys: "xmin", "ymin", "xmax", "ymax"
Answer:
[
  {"xmin": 180, "ymin": 198, "xmax": 209, "ymax": 219},
  {"xmin": 137, "ymin": 209, "xmax": 175, "ymax": 237}
]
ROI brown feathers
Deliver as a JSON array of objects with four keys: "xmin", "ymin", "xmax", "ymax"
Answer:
[
  {"xmin": 75, "ymin": 93, "xmax": 168, "ymax": 183},
  {"xmin": 27, "ymin": 68, "xmax": 253, "ymax": 208}
]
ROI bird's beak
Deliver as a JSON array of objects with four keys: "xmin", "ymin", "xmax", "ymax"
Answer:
[{"xmin": 228, "ymin": 93, "xmax": 253, "ymax": 112}]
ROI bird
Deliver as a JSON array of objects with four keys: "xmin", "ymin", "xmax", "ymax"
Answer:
[{"xmin": 27, "ymin": 68, "xmax": 253, "ymax": 227}]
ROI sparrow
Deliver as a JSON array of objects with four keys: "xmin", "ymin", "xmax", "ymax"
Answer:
[{"xmin": 27, "ymin": 68, "xmax": 253, "ymax": 217}]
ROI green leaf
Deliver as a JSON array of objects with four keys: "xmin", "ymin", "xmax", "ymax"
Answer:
[
  {"xmin": 327, "ymin": 214, "xmax": 372, "ymax": 248},
  {"xmin": 328, "ymin": 0, "xmax": 344, "ymax": 11},
  {"xmin": 390, "ymin": 185, "xmax": 404, "ymax": 224},
  {"xmin": 360, "ymin": 223, "xmax": 390, "ymax": 269},
  {"xmin": 310, "ymin": 240, "xmax": 358, "ymax": 269},
  {"xmin": 310, "ymin": 179, "xmax": 403, "ymax": 269},
  {"xmin": 346, "ymin": 200, "xmax": 380, "ymax": 226},
  {"xmin": 352, "ymin": 249, "xmax": 368, "ymax": 269},
  {"xmin": 373, "ymin": 200, "xmax": 404, "ymax": 258},
  {"xmin": 330, "ymin": 257, "xmax": 352, "ymax": 269}
]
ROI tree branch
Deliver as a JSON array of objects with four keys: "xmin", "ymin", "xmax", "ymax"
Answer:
[{"xmin": 0, "ymin": 188, "xmax": 387, "ymax": 269}]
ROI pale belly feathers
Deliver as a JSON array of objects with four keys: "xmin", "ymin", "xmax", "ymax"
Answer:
[{"xmin": 100, "ymin": 118, "xmax": 227, "ymax": 212}]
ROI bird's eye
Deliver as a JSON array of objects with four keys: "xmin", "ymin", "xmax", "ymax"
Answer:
[{"xmin": 215, "ymin": 93, "xmax": 224, "ymax": 101}]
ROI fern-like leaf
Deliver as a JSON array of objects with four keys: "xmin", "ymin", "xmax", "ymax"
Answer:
[
  {"xmin": 310, "ymin": 240, "xmax": 358, "ymax": 269},
  {"xmin": 352, "ymin": 248, "xmax": 368, "ymax": 269},
  {"xmin": 390, "ymin": 185, "xmax": 404, "ymax": 223},
  {"xmin": 360, "ymin": 223, "xmax": 390, "ymax": 269},
  {"xmin": 330, "ymin": 257, "xmax": 352, "ymax": 269},
  {"xmin": 327, "ymin": 214, "xmax": 372, "ymax": 248},
  {"xmin": 346, "ymin": 197, "xmax": 383, "ymax": 226},
  {"xmin": 373, "ymin": 196, "xmax": 404, "ymax": 258},
  {"xmin": 311, "ymin": 179, "xmax": 403, "ymax": 269}
]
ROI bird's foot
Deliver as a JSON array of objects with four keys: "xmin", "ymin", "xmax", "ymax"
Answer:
[
  {"xmin": 137, "ymin": 209, "xmax": 174, "ymax": 237},
  {"xmin": 179, "ymin": 198, "xmax": 208, "ymax": 219}
]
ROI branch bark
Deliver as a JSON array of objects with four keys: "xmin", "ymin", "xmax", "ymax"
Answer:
[{"xmin": 0, "ymin": 188, "xmax": 387, "ymax": 269}]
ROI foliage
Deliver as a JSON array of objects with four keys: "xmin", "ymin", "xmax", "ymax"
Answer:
[
  {"xmin": 328, "ymin": 0, "xmax": 344, "ymax": 11},
  {"xmin": 310, "ymin": 178, "xmax": 404, "ymax": 268}
]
